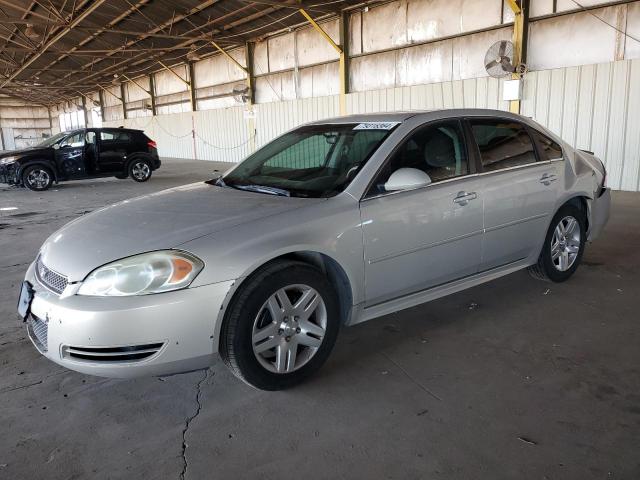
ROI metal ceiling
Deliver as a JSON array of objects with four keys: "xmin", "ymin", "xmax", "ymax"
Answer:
[{"xmin": 0, "ymin": 0, "xmax": 364, "ymax": 106}]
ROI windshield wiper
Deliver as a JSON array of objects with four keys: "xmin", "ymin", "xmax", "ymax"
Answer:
[{"xmin": 232, "ymin": 184, "xmax": 291, "ymax": 197}]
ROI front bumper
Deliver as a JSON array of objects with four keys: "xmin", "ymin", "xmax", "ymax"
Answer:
[
  {"xmin": 24, "ymin": 262, "xmax": 233, "ymax": 378},
  {"xmin": 588, "ymin": 187, "xmax": 611, "ymax": 241}
]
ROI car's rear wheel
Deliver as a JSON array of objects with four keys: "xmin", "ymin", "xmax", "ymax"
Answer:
[
  {"xmin": 528, "ymin": 203, "xmax": 586, "ymax": 282},
  {"xmin": 129, "ymin": 159, "xmax": 152, "ymax": 182},
  {"xmin": 22, "ymin": 165, "xmax": 53, "ymax": 191},
  {"xmin": 220, "ymin": 260, "xmax": 340, "ymax": 390}
]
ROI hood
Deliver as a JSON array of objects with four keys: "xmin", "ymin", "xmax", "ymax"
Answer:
[
  {"xmin": 39, "ymin": 182, "xmax": 323, "ymax": 281},
  {"xmin": 0, "ymin": 146, "xmax": 50, "ymax": 159}
]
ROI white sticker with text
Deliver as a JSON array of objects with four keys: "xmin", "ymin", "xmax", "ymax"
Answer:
[{"xmin": 353, "ymin": 122, "xmax": 400, "ymax": 130}]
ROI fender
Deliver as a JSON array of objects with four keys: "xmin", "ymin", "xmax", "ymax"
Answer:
[
  {"xmin": 16, "ymin": 159, "xmax": 59, "ymax": 183},
  {"xmin": 211, "ymin": 246, "xmax": 358, "ymax": 352}
]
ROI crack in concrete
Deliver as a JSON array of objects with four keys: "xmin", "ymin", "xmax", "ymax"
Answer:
[
  {"xmin": 381, "ymin": 352, "xmax": 442, "ymax": 402},
  {"xmin": 179, "ymin": 368, "xmax": 210, "ymax": 480}
]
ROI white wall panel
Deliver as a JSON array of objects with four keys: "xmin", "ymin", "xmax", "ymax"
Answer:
[
  {"xmin": 528, "ymin": 6, "xmax": 623, "ymax": 70},
  {"xmin": 268, "ymin": 33, "xmax": 295, "ymax": 72},
  {"xmin": 125, "ymin": 77, "xmax": 150, "ymax": 102},
  {"xmin": 154, "ymin": 66, "xmax": 189, "ymax": 96},
  {"xmin": 621, "ymin": 60, "xmax": 640, "ymax": 191},
  {"xmin": 194, "ymin": 48, "xmax": 246, "ymax": 88},
  {"xmin": 362, "ymin": 1, "xmax": 407, "ymax": 52},
  {"xmin": 194, "ymin": 107, "xmax": 250, "ymax": 163},
  {"xmin": 296, "ymin": 19, "xmax": 340, "ymax": 67}
]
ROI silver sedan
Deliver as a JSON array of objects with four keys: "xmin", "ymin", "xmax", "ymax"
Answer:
[{"xmin": 18, "ymin": 109, "xmax": 611, "ymax": 390}]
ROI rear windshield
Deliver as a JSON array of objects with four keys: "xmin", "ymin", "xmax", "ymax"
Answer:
[{"xmin": 221, "ymin": 123, "xmax": 396, "ymax": 198}]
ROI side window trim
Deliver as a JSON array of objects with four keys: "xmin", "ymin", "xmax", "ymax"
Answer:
[
  {"xmin": 362, "ymin": 118, "xmax": 471, "ymax": 199},
  {"xmin": 465, "ymin": 116, "xmax": 540, "ymax": 174}
]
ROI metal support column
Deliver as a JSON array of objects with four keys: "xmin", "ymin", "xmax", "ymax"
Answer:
[
  {"xmin": 81, "ymin": 95, "xmax": 89, "ymax": 126},
  {"xmin": 120, "ymin": 82, "xmax": 128, "ymax": 119},
  {"xmin": 148, "ymin": 74, "xmax": 157, "ymax": 116},
  {"xmin": 97, "ymin": 90, "xmax": 105, "ymax": 124},
  {"xmin": 187, "ymin": 61, "xmax": 197, "ymax": 112}
]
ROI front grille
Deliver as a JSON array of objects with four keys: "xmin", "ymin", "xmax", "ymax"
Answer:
[
  {"xmin": 27, "ymin": 314, "xmax": 48, "ymax": 353},
  {"xmin": 35, "ymin": 256, "xmax": 68, "ymax": 294},
  {"xmin": 61, "ymin": 343, "xmax": 165, "ymax": 363}
]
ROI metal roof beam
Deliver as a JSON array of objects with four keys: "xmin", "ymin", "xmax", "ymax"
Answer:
[{"xmin": 0, "ymin": 0, "xmax": 106, "ymax": 88}]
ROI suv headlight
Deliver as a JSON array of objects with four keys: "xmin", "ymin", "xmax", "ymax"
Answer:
[
  {"xmin": 0, "ymin": 156, "xmax": 16, "ymax": 165},
  {"xmin": 77, "ymin": 250, "xmax": 204, "ymax": 296}
]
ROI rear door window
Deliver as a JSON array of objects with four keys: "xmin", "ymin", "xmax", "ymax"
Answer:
[
  {"xmin": 100, "ymin": 131, "xmax": 131, "ymax": 142},
  {"xmin": 529, "ymin": 129, "xmax": 563, "ymax": 161},
  {"xmin": 469, "ymin": 120, "xmax": 537, "ymax": 172}
]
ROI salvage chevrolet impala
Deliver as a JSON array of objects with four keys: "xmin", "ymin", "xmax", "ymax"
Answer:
[{"xmin": 18, "ymin": 110, "xmax": 611, "ymax": 390}]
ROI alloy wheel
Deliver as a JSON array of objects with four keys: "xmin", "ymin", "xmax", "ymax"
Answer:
[
  {"xmin": 131, "ymin": 162, "xmax": 150, "ymax": 180},
  {"xmin": 551, "ymin": 215, "xmax": 581, "ymax": 271},
  {"xmin": 26, "ymin": 169, "xmax": 50, "ymax": 189},
  {"xmin": 252, "ymin": 284, "xmax": 327, "ymax": 374}
]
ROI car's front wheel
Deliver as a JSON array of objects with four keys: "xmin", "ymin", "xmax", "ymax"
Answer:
[
  {"xmin": 129, "ymin": 159, "xmax": 152, "ymax": 182},
  {"xmin": 220, "ymin": 260, "xmax": 340, "ymax": 390},
  {"xmin": 22, "ymin": 165, "xmax": 53, "ymax": 191},
  {"xmin": 528, "ymin": 203, "xmax": 586, "ymax": 282}
]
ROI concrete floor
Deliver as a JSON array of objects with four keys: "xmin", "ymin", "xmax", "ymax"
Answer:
[{"xmin": 0, "ymin": 158, "xmax": 638, "ymax": 480}]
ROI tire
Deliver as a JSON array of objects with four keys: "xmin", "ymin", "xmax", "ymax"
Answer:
[
  {"xmin": 22, "ymin": 165, "xmax": 53, "ymax": 191},
  {"xmin": 528, "ymin": 203, "xmax": 586, "ymax": 283},
  {"xmin": 128, "ymin": 159, "xmax": 152, "ymax": 182},
  {"xmin": 220, "ymin": 260, "xmax": 340, "ymax": 390}
]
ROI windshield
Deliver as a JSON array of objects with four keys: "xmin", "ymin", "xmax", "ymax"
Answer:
[
  {"xmin": 36, "ymin": 131, "xmax": 72, "ymax": 148},
  {"xmin": 221, "ymin": 123, "xmax": 396, "ymax": 198}
]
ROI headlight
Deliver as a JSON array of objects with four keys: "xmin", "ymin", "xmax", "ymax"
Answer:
[
  {"xmin": 0, "ymin": 156, "xmax": 16, "ymax": 165},
  {"xmin": 77, "ymin": 250, "xmax": 204, "ymax": 296}
]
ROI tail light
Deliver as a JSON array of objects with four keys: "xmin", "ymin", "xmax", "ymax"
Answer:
[{"xmin": 147, "ymin": 140, "xmax": 157, "ymax": 149}]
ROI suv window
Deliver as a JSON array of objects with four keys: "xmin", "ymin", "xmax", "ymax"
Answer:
[
  {"xmin": 369, "ymin": 120, "xmax": 469, "ymax": 195},
  {"xmin": 101, "ymin": 131, "xmax": 131, "ymax": 142},
  {"xmin": 529, "ymin": 129, "xmax": 563, "ymax": 161},
  {"xmin": 60, "ymin": 132, "xmax": 85, "ymax": 148},
  {"xmin": 470, "ymin": 120, "xmax": 536, "ymax": 172}
]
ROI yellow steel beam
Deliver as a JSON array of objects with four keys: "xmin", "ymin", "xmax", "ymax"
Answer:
[
  {"xmin": 299, "ymin": 8, "xmax": 346, "ymax": 114},
  {"xmin": 505, "ymin": 0, "xmax": 521, "ymax": 15},
  {"xmin": 210, "ymin": 41, "xmax": 248, "ymax": 74},
  {"xmin": 299, "ymin": 9, "xmax": 342, "ymax": 54}
]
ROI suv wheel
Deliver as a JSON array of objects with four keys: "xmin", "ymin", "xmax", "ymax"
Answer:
[
  {"xmin": 22, "ymin": 165, "xmax": 53, "ymax": 191},
  {"xmin": 220, "ymin": 260, "xmax": 340, "ymax": 390},
  {"xmin": 528, "ymin": 203, "xmax": 586, "ymax": 282},
  {"xmin": 129, "ymin": 159, "xmax": 152, "ymax": 182}
]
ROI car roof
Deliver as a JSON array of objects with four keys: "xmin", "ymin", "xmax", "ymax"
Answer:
[{"xmin": 306, "ymin": 108, "xmax": 529, "ymax": 125}]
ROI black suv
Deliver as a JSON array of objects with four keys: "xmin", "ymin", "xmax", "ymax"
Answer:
[{"xmin": 0, "ymin": 127, "xmax": 161, "ymax": 191}]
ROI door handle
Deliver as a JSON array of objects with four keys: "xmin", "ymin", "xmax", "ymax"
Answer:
[
  {"xmin": 540, "ymin": 173, "xmax": 558, "ymax": 186},
  {"xmin": 453, "ymin": 191, "xmax": 477, "ymax": 206}
]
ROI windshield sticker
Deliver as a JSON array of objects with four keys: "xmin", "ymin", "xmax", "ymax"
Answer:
[{"xmin": 353, "ymin": 122, "xmax": 400, "ymax": 130}]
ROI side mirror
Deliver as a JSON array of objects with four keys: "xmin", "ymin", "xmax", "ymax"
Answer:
[
  {"xmin": 384, "ymin": 168, "xmax": 432, "ymax": 192},
  {"xmin": 52, "ymin": 144, "xmax": 60, "ymax": 150}
]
